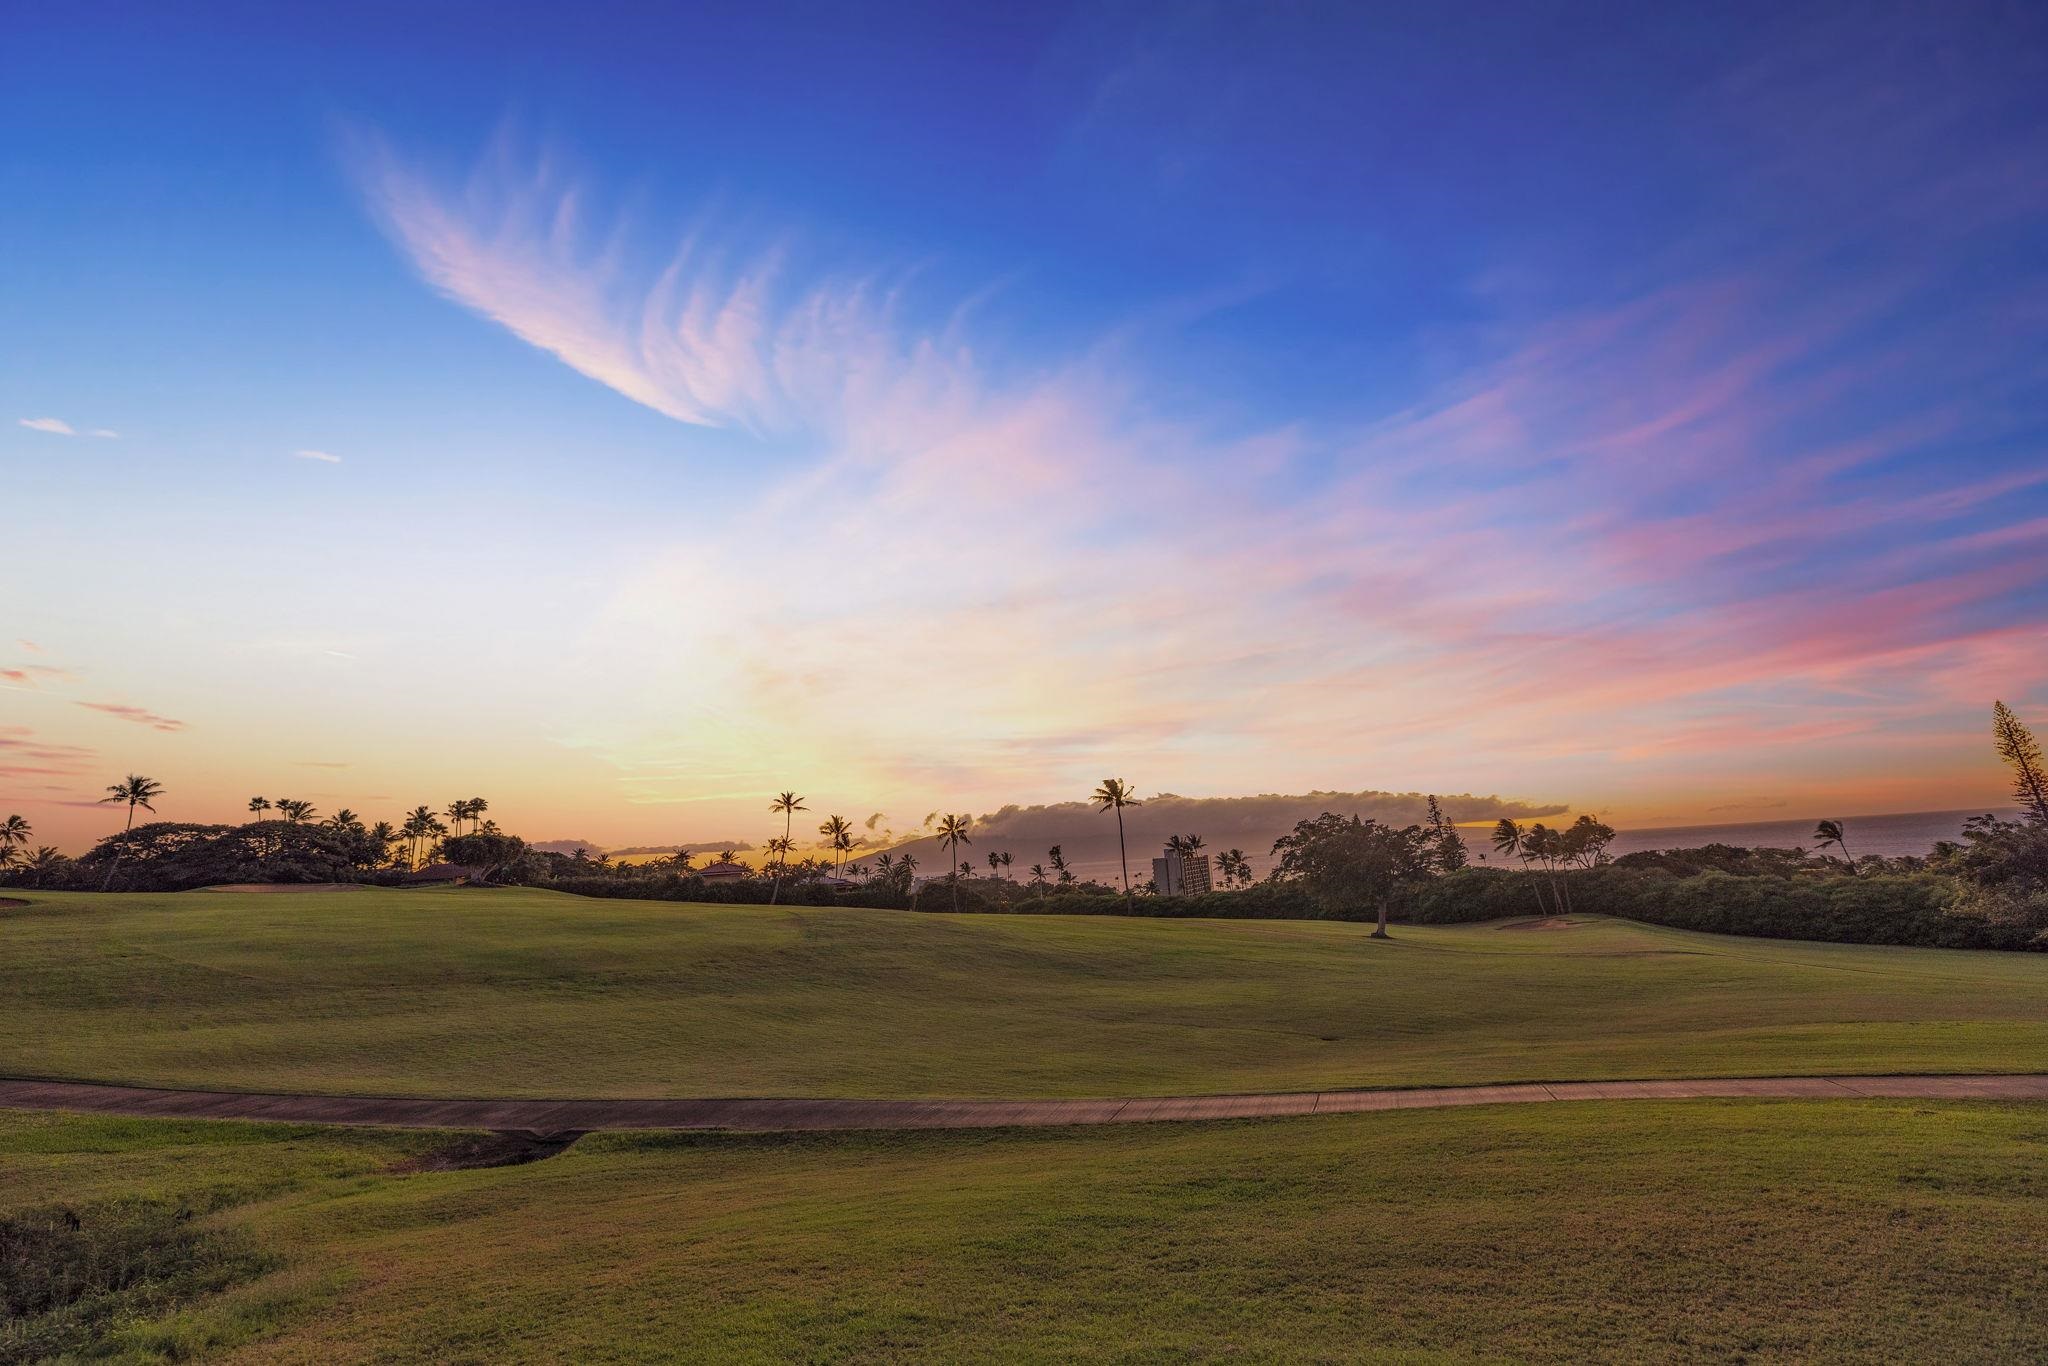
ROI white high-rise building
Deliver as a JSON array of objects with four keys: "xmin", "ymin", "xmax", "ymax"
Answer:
[{"xmin": 1152, "ymin": 849, "xmax": 1213, "ymax": 896}]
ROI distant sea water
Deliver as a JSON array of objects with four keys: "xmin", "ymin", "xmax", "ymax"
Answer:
[{"xmin": 1596, "ymin": 809, "xmax": 2016, "ymax": 861}]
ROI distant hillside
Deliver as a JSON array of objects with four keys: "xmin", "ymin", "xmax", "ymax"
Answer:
[{"xmin": 867, "ymin": 790, "xmax": 1567, "ymax": 883}]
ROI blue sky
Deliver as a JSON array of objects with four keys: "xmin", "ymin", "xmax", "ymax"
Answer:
[{"xmin": 5, "ymin": 1, "xmax": 2047, "ymax": 849}]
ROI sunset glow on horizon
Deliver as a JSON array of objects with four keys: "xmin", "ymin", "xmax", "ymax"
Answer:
[{"xmin": 7, "ymin": 2, "xmax": 2047, "ymax": 853}]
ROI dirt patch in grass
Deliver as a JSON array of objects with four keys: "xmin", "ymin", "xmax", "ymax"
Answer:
[
  {"xmin": 0, "ymin": 899, "xmax": 26, "ymax": 909},
  {"xmin": 390, "ymin": 1131, "xmax": 585, "ymax": 1173},
  {"xmin": 1496, "ymin": 917, "xmax": 1585, "ymax": 931}
]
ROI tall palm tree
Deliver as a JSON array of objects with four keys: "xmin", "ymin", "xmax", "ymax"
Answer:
[
  {"xmin": 998, "ymin": 851, "xmax": 1014, "ymax": 881},
  {"xmin": 368, "ymin": 821, "xmax": 399, "ymax": 868},
  {"xmin": 275, "ymin": 799, "xmax": 315, "ymax": 824},
  {"xmin": 672, "ymin": 848, "xmax": 696, "ymax": 873},
  {"xmin": 467, "ymin": 797, "xmax": 489, "ymax": 834},
  {"xmin": 987, "ymin": 850, "xmax": 1002, "ymax": 878},
  {"xmin": 1091, "ymin": 779, "xmax": 1139, "ymax": 903},
  {"xmin": 326, "ymin": 809, "xmax": 362, "ymax": 832},
  {"xmin": 445, "ymin": 800, "xmax": 471, "ymax": 836},
  {"xmin": 936, "ymin": 813, "xmax": 972, "ymax": 911},
  {"xmin": 404, "ymin": 805, "xmax": 437, "ymax": 868},
  {"xmin": 97, "ymin": 774, "xmax": 164, "ymax": 891},
  {"xmin": 769, "ymin": 791, "xmax": 808, "ymax": 904},
  {"xmin": 247, "ymin": 796, "xmax": 271, "ymax": 822},
  {"xmin": 0, "ymin": 814, "xmax": 30, "ymax": 855},
  {"xmin": 819, "ymin": 815, "xmax": 854, "ymax": 872},
  {"xmin": 1813, "ymin": 819, "xmax": 1857, "ymax": 875}
]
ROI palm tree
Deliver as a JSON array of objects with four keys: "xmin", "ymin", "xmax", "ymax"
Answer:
[
  {"xmin": 1091, "ymin": 779, "xmax": 1140, "ymax": 903},
  {"xmin": 403, "ymin": 805, "xmax": 437, "ymax": 868},
  {"xmin": 445, "ymin": 800, "xmax": 471, "ymax": 836},
  {"xmin": 998, "ymin": 851, "xmax": 1014, "ymax": 881},
  {"xmin": 97, "ymin": 774, "xmax": 164, "ymax": 891},
  {"xmin": 987, "ymin": 850, "xmax": 1002, "ymax": 878},
  {"xmin": 0, "ymin": 814, "xmax": 30, "ymax": 855},
  {"xmin": 1049, "ymin": 844, "xmax": 1073, "ymax": 885},
  {"xmin": 819, "ymin": 815, "xmax": 854, "ymax": 872},
  {"xmin": 672, "ymin": 848, "xmax": 696, "ymax": 873},
  {"xmin": 769, "ymin": 791, "xmax": 808, "ymax": 905},
  {"xmin": 936, "ymin": 813, "xmax": 972, "ymax": 911},
  {"xmin": 368, "ymin": 821, "xmax": 399, "ymax": 867},
  {"xmin": 24, "ymin": 847, "xmax": 65, "ymax": 888},
  {"xmin": 275, "ymin": 799, "xmax": 315, "ymax": 824},
  {"xmin": 1813, "ymin": 819, "xmax": 1857, "ymax": 875},
  {"xmin": 326, "ymin": 809, "xmax": 362, "ymax": 833},
  {"xmin": 467, "ymin": 797, "xmax": 489, "ymax": 834},
  {"xmin": 1492, "ymin": 818, "xmax": 1548, "ymax": 915},
  {"xmin": 1028, "ymin": 862, "xmax": 1048, "ymax": 888},
  {"xmin": 247, "ymin": 796, "xmax": 271, "ymax": 822}
]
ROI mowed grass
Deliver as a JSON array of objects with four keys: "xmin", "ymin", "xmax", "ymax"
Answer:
[
  {"xmin": 4, "ymin": 1100, "xmax": 2045, "ymax": 1362},
  {"xmin": 3, "ymin": 887, "xmax": 2046, "ymax": 1098}
]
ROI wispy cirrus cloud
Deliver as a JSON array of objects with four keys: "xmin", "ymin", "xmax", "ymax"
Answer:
[
  {"xmin": 75, "ymin": 701, "xmax": 187, "ymax": 733},
  {"xmin": 354, "ymin": 20, "xmax": 2048, "ymax": 818},
  {"xmin": 17, "ymin": 417, "xmax": 116, "ymax": 437},
  {"xmin": 292, "ymin": 449, "xmax": 342, "ymax": 464}
]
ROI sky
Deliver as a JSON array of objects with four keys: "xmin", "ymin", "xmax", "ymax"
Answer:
[{"xmin": 4, "ymin": 0, "xmax": 2047, "ymax": 853}]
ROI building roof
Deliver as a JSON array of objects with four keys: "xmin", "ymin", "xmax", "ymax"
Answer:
[
  {"xmin": 407, "ymin": 863, "xmax": 481, "ymax": 883},
  {"xmin": 695, "ymin": 861, "xmax": 750, "ymax": 878}
]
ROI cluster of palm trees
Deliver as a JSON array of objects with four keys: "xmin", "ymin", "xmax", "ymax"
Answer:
[
  {"xmin": 0, "ymin": 813, "xmax": 60, "ymax": 883},
  {"xmin": 246, "ymin": 796, "xmax": 317, "ymax": 823},
  {"xmin": 1490, "ymin": 816, "xmax": 1617, "ymax": 915}
]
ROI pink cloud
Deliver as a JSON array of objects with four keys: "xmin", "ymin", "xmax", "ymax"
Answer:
[{"xmin": 75, "ymin": 701, "xmax": 187, "ymax": 733}]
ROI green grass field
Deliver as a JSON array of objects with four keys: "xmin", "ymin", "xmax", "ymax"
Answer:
[
  {"xmin": 5, "ymin": 887, "xmax": 2046, "ymax": 1098},
  {"xmin": 5, "ymin": 1100, "xmax": 2045, "ymax": 1363}
]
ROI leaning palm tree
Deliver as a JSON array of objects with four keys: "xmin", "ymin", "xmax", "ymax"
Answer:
[
  {"xmin": 246, "ymin": 796, "xmax": 271, "ymax": 822},
  {"xmin": 97, "ymin": 774, "xmax": 164, "ymax": 890},
  {"xmin": 1091, "ymin": 779, "xmax": 1140, "ymax": 903},
  {"xmin": 769, "ymin": 791, "xmax": 808, "ymax": 904},
  {"xmin": 1492, "ymin": 818, "xmax": 1549, "ymax": 914},
  {"xmin": 936, "ymin": 813, "xmax": 972, "ymax": 912},
  {"xmin": 1813, "ymin": 820, "xmax": 1857, "ymax": 876}
]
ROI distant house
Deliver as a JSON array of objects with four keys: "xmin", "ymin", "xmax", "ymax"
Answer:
[
  {"xmin": 695, "ymin": 861, "xmax": 751, "ymax": 881},
  {"xmin": 813, "ymin": 875, "xmax": 857, "ymax": 891},
  {"xmin": 407, "ymin": 863, "xmax": 481, "ymax": 886}
]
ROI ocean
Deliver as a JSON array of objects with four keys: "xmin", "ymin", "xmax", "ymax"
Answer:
[{"xmin": 1597, "ymin": 809, "xmax": 2016, "ymax": 861}]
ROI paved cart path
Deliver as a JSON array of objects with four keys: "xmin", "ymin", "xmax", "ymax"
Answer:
[{"xmin": 2, "ymin": 1074, "xmax": 2044, "ymax": 1133}]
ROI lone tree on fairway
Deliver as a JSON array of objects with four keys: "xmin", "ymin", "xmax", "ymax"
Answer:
[
  {"xmin": 1270, "ymin": 812, "xmax": 1433, "ymax": 938},
  {"xmin": 97, "ymin": 773, "xmax": 164, "ymax": 891},
  {"xmin": 1813, "ymin": 819, "xmax": 1856, "ymax": 874},
  {"xmin": 1092, "ymin": 778, "xmax": 1140, "ymax": 903},
  {"xmin": 1993, "ymin": 701, "xmax": 2048, "ymax": 825},
  {"xmin": 768, "ymin": 791, "xmax": 808, "ymax": 904},
  {"xmin": 937, "ymin": 813, "xmax": 972, "ymax": 911}
]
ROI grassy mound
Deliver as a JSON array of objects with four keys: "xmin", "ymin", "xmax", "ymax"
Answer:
[
  {"xmin": 3, "ymin": 887, "xmax": 2045, "ymax": 1098},
  {"xmin": 4, "ymin": 1101, "xmax": 2045, "ymax": 1362}
]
